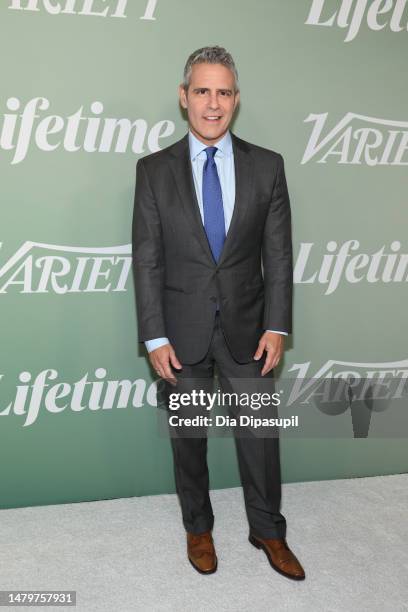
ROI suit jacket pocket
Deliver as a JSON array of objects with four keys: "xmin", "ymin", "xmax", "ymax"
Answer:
[{"xmin": 164, "ymin": 284, "xmax": 185, "ymax": 293}]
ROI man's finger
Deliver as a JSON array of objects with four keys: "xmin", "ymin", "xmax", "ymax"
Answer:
[
  {"xmin": 261, "ymin": 350, "xmax": 276, "ymax": 376},
  {"xmin": 253, "ymin": 340, "xmax": 265, "ymax": 361},
  {"xmin": 153, "ymin": 361, "xmax": 165, "ymax": 379},
  {"xmin": 150, "ymin": 354, "xmax": 168, "ymax": 379},
  {"xmin": 262, "ymin": 350, "xmax": 282, "ymax": 375},
  {"xmin": 162, "ymin": 362, "xmax": 177, "ymax": 385},
  {"xmin": 261, "ymin": 361, "xmax": 272, "ymax": 376},
  {"xmin": 169, "ymin": 348, "xmax": 182, "ymax": 370}
]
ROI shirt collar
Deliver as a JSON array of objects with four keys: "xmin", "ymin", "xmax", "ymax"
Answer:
[{"xmin": 188, "ymin": 129, "xmax": 233, "ymax": 161}]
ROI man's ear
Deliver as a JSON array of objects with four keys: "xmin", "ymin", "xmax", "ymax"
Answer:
[
  {"xmin": 179, "ymin": 84, "xmax": 187, "ymax": 109},
  {"xmin": 234, "ymin": 91, "xmax": 240, "ymax": 111}
]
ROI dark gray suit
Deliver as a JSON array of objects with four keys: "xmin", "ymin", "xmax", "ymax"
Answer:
[
  {"xmin": 132, "ymin": 131, "xmax": 293, "ymax": 365},
  {"xmin": 132, "ymin": 131, "xmax": 293, "ymax": 539}
]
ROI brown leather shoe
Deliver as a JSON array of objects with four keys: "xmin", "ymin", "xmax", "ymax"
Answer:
[
  {"xmin": 249, "ymin": 534, "xmax": 305, "ymax": 580},
  {"xmin": 187, "ymin": 530, "xmax": 217, "ymax": 574}
]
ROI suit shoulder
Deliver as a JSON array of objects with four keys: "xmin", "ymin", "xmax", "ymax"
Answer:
[
  {"xmin": 137, "ymin": 135, "xmax": 186, "ymax": 168},
  {"xmin": 234, "ymin": 134, "xmax": 283, "ymax": 162}
]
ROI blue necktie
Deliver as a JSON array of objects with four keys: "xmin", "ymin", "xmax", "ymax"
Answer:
[{"xmin": 202, "ymin": 147, "xmax": 226, "ymax": 263}]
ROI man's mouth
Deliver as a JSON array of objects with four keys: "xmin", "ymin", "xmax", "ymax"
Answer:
[{"xmin": 203, "ymin": 116, "xmax": 222, "ymax": 122}]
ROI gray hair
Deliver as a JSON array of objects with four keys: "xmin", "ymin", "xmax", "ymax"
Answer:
[{"xmin": 182, "ymin": 46, "xmax": 239, "ymax": 93}]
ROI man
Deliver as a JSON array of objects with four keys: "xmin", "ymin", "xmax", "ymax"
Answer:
[{"xmin": 132, "ymin": 46, "xmax": 305, "ymax": 580}]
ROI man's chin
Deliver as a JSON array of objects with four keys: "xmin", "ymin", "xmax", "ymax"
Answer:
[{"xmin": 194, "ymin": 126, "xmax": 228, "ymax": 143}]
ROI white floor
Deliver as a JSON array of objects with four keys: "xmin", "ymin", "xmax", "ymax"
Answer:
[{"xmin": 1, "ymin": 474, "xmax": 407, "ymax": 612}]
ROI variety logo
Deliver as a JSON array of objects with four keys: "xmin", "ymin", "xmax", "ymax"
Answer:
[
  {"xmin": 287, "ymin": 358, "xmax": 408, "ymax": 404},
  {"xmin": 285, "ymin": 358, "xmax": 408, "ymax": 437},
  {"xmin": 306, "ymin": 0, "xmax": 408, "ymax": 42},
  {"xmin": 0, "ymin": 97, "xmax": 175, "ymax": 165},
  {"xmin": 0, "ymin": 367, "xmax": 158, "ymax": 427},
  {"xmin": 302, "ymin": 112, "xmax": 408, "ymax": 165},
  {"xmin": 1, "ymin": 239, "xmax": 407, "ymax": 295},
  {"xmin": 0, "ymin": 241, "xmax": 132, "ymax": 294},
  {"xmin": 8, "ymin": 0, "xmax": 159, "ymax": 20}
]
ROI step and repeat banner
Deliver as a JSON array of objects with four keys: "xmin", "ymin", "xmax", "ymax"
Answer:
[{"xmin": 1, "ymin": 0, "xmax": 407, "ymax": 508}]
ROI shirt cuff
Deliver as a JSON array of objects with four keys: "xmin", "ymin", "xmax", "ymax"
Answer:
[
  {"xmin": 266, "ymin": 329, "xmax": 288, "ymax": 336},
  {"xmin": 145, "ymin": 337, "xmax": 170, "ymax": 352}
]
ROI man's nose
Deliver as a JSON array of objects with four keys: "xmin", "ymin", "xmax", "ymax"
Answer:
[{"xmin": 208, "ymin": 93, "xmax": 220, "ymax": 109}]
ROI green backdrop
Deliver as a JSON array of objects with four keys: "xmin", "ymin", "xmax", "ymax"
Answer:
[{"xmin": 1, "ymin": 0, "xmax": 407, "ymax": 509}]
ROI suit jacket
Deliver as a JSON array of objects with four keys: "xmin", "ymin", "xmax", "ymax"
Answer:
[{"xmin": 132, "ymin": 131, "xmax": 293, "ymax": 365}]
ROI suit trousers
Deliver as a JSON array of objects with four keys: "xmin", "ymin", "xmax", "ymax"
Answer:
[{"xmin": 161, "ymin": 312, "xmax": 287, "ymax": 539}]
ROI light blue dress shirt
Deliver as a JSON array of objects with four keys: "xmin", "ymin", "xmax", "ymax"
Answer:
[{"xmin": 144, "ymin": 129, "xmax": 287, "ymax": 353}]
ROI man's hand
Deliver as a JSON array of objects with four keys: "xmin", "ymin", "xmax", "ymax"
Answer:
[
  {"xmin": 253, "ymin": 331, "xmax": 285, "ymax": 376},
  {"xmin": 149, "ymin": 343, "xmax": 182, "ymax": 385}
]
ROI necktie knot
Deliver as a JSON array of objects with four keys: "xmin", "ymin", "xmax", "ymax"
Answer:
[{"xmin": 204, "ymin": 146, "xmax": 218, "ymax": 161}]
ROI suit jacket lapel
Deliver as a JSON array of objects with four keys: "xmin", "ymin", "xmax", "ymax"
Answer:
[
  {"xmin": 168, "ymin": 131, "xmax": 254, "ymax": 267},
  {"xmin": 168, "ymin": 134, "xmax": 215, "ymax": 264},
  {"xmin": 218, "ymin": 132, "xmax": 254, "ymax": 266}
]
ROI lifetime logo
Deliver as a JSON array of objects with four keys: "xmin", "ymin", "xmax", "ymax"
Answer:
[
  {"xmin": 7, "ymin": 0, "xmax": 159, "ymax": 19},
  {"xmin": 306, "ymin": 0, "xmax": 408, "ymax": 42},
  {"xmin": 0, "ymin": 367, "xmax": 159, "ymax": 427},
  {"xmin": 294, "ymin": 240, "xmax": 408, "ymax": 295},
  {"xmin": 0, "ymin": 97, "xmax": 175, "ymax": 164},
  {"xmin": 302, "ymin": 112, "xmax": 408, "ymax": 165}
]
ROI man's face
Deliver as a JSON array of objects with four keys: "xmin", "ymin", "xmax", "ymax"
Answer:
[{"xmin": 179, "ymin": 62, "xmax": 240, "ymax": 145}]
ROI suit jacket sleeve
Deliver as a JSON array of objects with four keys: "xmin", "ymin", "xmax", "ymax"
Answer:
[
  {"xmin": 262, "ymin": 154, "xmax": 293, "ymax": 334},
  {"xmin": 132, "ymin": 158, "xmax": 167, "ymax": 342}
]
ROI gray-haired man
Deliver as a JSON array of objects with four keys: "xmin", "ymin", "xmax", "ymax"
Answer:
[{"xmin": 132, "ymin": 46, "xmax": 305, "ymax": 580}]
